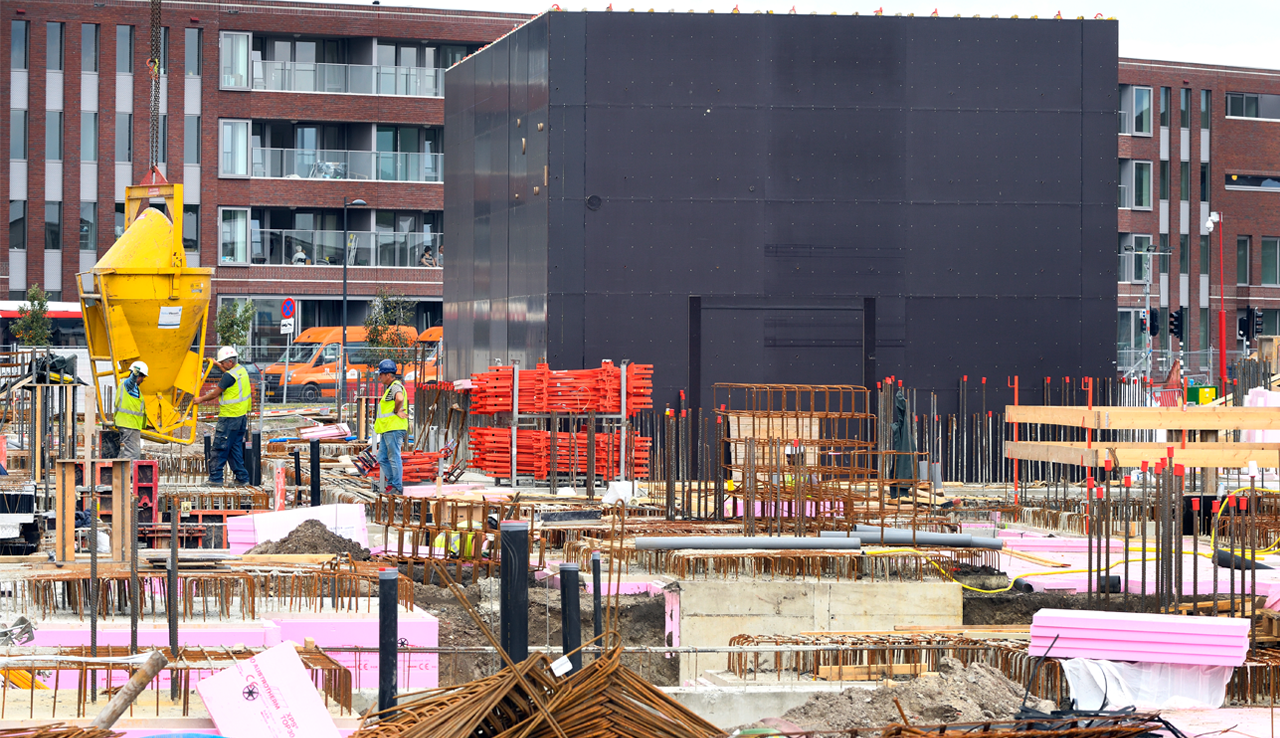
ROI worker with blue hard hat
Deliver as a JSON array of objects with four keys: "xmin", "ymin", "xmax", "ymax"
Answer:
[
  {"xmin": 374, "ymin": 359, "xmax": 408, "ymax": 494},
  {"xmin": 195, "ymin": 346, "xmax": 252, "ymax": 486}
]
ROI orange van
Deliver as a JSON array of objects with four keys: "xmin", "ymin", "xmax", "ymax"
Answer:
[
  {"xmin": 404, "ymin": 326, "xmax": 442, "ymax": 386},
  {"xmin": 263, "ymin": 325, "xmax": 418, "ymax": 402}
]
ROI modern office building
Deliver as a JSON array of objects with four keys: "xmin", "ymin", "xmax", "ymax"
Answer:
[
  {"xmin": 3, "ymin": 0, "xmax": 526, "ymax": 353},
  {"xmin": 1118, "ymin": 59, "xmax": 1280, "ymax": 379}
]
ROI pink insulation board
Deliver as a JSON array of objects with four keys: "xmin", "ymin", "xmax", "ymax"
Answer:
[
  {"xmin": 197, "ymin": 643, "xmax": 340, "ymax": 738},
  {"xmin": 1029, "ymin": 608, "xmax": 1249, "ymax": 667},
  {"xmin": 268, "ymin": 608, "xmax": 439, "ymax": 692}
]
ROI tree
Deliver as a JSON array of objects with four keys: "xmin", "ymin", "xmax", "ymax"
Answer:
[
  {"xmin": 216, "ymin": 300, "xmax": 254, "ymax": 349},
  {"xmin": 12, "ymin": 284, "xmax": 51, "ymax": 346},
  {"xmin": 363, "ymin": 288, "xmax": 415, "ymax": 367}
]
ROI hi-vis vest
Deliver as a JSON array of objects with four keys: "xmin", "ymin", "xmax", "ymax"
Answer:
[
  {"xmin": 219, "ymin": 364, "xmax": 252, "ymax": 418},
  {"xmin": 115, "ymin": 378, "xmax": 146, "ymax": 430},
  {"xmin": 375, "ymin": 381, "xmax": 408, "ymax": 433}
]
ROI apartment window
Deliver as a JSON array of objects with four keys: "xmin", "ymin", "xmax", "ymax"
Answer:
[
  {"xmin": 1238, "ymin": 236, "xmax": 1251, "ymax": 285},
  {"xmin": 46, "ymin": 23, "xmax": 63, "ymax": 71},
  {"xmin": 45, "ymin": 113, "xmax": 63, "ymax": 161},
  {"xmin": 219, "ymin": 32, "xmax": 251, "ymax": 90},
  {"xmin": 1180, "ymin": 88, "xmax": 1191, "ymax": 128},
  {"xmin": 79, "ymin": 203, "xmax": 96, "ymax": 251},
  {"xmin": 220, "ymin": 208, "xmax": 249, "ymax": 263},
  {"xmin": 11, "ymin": 21, "xmax": 28, "ymax": 70},
  {"xmin": 160, "ymin": 27, "xmax": 169, "ymax": 74},
  {"xmin": 45, "ymin": 203, "xmax": 61, "ymax": 250},
  {"xmin": 9, "ymin": 111, "xmax": 26, "ymax": 160},
  {"xmin": 157, "ymin": 114, "xmax": 168, "ymax": 164},
  {"xmin": 1180, "ymin": 234, "xmax": 1190, "ymax": 275},
  {"xmin": 1120, "ymin": 234, "xmax": 1153, "ymax": 283},
  {"xmin": 1134, "ymin": 87, "xmax": 1153, "ymax": 135},
  {"xmin": 1159, "ymin": 87, "xmax": 1170, "ymax": 127},
  {"xmin": 8, "ymin": 202, "xmax": 25, "ymax": 251},
  {"xmin": 1201, "ymin": 164, "xmax": 1209, "ymax": 202},
  {"xmin": 1264, "ymin": 238, "xmax": 1280, "ymax": 286},
  {"xmin": 219, "ymin": 120, "xmax": 249, "ymax": 177},
  {"xmin": 115, "ymin": 114, "xmax": 132, "ymax": 161},
  {"xmin": 1225, "ymin": 92, "xmax": 1280, "ymax": 119},
  {"xmin": 1159, "ymin": 234, "xmax": 1170, "ymax": 274},
  {"xmin": 183, "ymin": 205, "xmax": 199, "ymax": 251},
  {"xmin": 1200, "ymin": 307, "xmax": 1209, "ymax": 354},
  {"xmin": 82, "ymin": 24, "xmax": 98, "ymax": 72},
  {"xmin": 1159, "ymin": 161, "xmax": 1169, "ymax": 201},
  {"xmin": 81, "ymin": 113, "xmax": 97, "ymax": 162},
  {"xmin": 1226, "ymin": 174, "xmax": 1280, "ymax": 190},
  {"xmin": 114, "ymin": 202, "xmax": 125, "ymax": 237},
  {"xmin": 1201, "ymin": 235, "xmax": 1210, "ymax": 274},
  {"xmin": 184, "ymin": 116, "xmax": 200, "ymax": 164},
  {"xmin": 1180, "ymin": 161, "xmax": 1190, "ymax": 202},
  {"xmin": 116, "ymin": 26, "xmax": 133, "ymax": 73},
  {"xmin": 1133, "ymin": 161, "xmax": 1153, "ymax": 209},
  {"xmin": 185, "ymin": 28, "xmax": 201, "ymax": 76},
  {"xmin": 1201, "ymin": 90, "xmax": 1211, "ymax": 129}
]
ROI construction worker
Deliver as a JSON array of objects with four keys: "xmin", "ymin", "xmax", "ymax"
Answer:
[
  {"xmin": 114, "ymin": 361, "xmax": 148, "ymax": 460},
  {"xmin": 374, "ymin": 359, "xmax": 408, "ymax": 493},
  {"xmin": 195, "ymin": 346, "xmax": 251, "ymax": 486}
]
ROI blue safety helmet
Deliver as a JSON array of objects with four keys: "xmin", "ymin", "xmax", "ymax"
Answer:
[{"xmin": 378, "ymin": 359, "xmax": 398, "ymax": 374}]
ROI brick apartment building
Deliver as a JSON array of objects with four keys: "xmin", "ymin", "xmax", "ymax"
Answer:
[
  {"xmin": 1119, "ymin": 58, "xmax": 1280, "ymax": 380},
  {"xmin": 3, "ymin": 0, "xmax": 526, "ymax": 354}
]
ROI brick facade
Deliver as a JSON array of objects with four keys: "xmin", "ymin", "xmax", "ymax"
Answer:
[{"xmin": 2, "ymin": 0, "xmax": 527, "ymax": 338}]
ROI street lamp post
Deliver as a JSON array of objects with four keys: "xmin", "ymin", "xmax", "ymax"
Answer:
[
  {"xmin": 1206, "ymin": 212, "xmax": 1225, "ymax": 393},
  {"xmin": 340, "ymin": 197, "xmax": 367, "ymax": 423}
]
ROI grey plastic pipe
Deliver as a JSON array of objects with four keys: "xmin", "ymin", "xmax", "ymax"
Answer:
[
  {"xmin": 634, "ymin": 536, "xmax": 861, "ymax": 550},
  {"xmin": 820, "ymin": 526, "xmax": 1003, "ymax": 550}
]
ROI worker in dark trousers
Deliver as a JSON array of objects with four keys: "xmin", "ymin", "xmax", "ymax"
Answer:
[
  {"xmin": 374, "ymin": 359, "xmax": 408, "ymax": 493},
  {"xmin": 114, "ymin": 361, "xmax": 148, "ymax": 460},
  {"xmin": 195, "ymin": 346, "xmax": 252, "ymax": 486}
]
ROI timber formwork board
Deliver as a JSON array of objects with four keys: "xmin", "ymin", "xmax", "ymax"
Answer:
[
  {"xmin": 1005, "ymin": 405, "xmax": 1280, "ymax": 431},
  {"xmin": 1004, "ymin": 441, "xmax": 1280, "ymax": 469}
]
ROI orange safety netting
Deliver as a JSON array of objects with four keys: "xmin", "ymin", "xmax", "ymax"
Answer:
[
  {"xmin": 469, "ymin": 361, "xmax": 653, "ymax": 415},
  {"xmin": 468, "ymin": 427, "xmax": 651, "ymax": 480}
]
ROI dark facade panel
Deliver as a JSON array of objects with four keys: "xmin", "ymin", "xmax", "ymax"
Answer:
[{"xmin": 445, "ymin": 13, "xmax": 1118, "ymax": 413}]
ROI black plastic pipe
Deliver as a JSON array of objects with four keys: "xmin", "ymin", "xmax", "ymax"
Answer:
[
  {"xmin": 560, "ymin": 563, "xmax": 582, "ymax": 673},
  {"xmin": 500, "ymin": 521, "xmax": 530, "ymax": 662},
  {"xmin": 250, "ymin": 432, "xmax": 262, "ymax": 486},
  {"xmin": 378, "ymin": 568, "xmax": 398, "ymax": 713},
  {"xmin": 1214, "ymin": 549, "xmax": 1273, "ymax": 570},
  {"xmin": 309, "ymin": 438, "xmax": 321, "ymax": 506},
  {"xmin": 592, "ymin": 551, "xmax": 602, "ymax": 641},
  {"xmin": 291, "ymin": 450, "xmax": 301, "ymax": 505}
]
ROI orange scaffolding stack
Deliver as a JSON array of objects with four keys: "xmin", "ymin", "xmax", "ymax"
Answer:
[
  {"xmin": 469, "ymin": 361, "xmax": 654, "ymax": 416},
  {"xmin": 468, "ymin": 427, "xmax": 651, "ymax": 480}
]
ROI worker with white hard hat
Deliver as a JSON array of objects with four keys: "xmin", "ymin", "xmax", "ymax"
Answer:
[
  {"xmin": 374, "ymin": 359, "xmax": 408, "ymax": 494},
  {"xmin": 114, "ymin": 361, "xmax": 148, "ymax": 460},
  {"xmin": 194, "ymin": 346, "xmax": 252, "ymax": 486}
]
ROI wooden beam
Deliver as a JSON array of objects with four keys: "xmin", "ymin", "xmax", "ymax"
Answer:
[
  {"xmin": 55, "ymin": 461, "xmax": 77, "ymax": 563},
  {"xmin": 1006, "ymin": 441, "xmax": 1280, "ymax": 469},
  {"xmin": 1006, "ymin": 405, "xmax": 1280, "ymax": 431}
]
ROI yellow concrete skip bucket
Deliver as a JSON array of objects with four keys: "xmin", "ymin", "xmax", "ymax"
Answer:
[{"xmin": 78, "ymin": 171, "xmax": 213, "ymax": 444}]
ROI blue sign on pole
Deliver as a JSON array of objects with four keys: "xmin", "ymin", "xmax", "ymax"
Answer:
[{"xmin": 281, "ymin": 298, "xmax": 296, "ymax": 319}]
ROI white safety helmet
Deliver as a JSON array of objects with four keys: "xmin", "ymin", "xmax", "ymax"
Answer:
[
  {"xmin": 129, "ymin": 361, "xmax": 149, "ymax": 377},
  {"xmin": 216, "ymin": 346, "xmax": 238, "ymax": 362}
]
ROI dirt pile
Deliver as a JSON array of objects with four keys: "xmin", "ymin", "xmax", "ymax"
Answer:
[
  {"xmin": 963, "ymin": 591, "xmax": 1149, "ymax": 625},
  {"xmin": 245, "ymin": 519, "xmax": 371, "ymax": 560},
  {"xmin": 779, "ymin": 657, "xmax": 1054, "ymax": 731}
]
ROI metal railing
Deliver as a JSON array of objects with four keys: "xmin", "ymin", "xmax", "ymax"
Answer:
[
  {"xmin": 1117, "ymin": 183, "xmax": 1129, "ymax": 208},
  {"xmin": 246, "ymin": 230, "xmax": 442, "ymax": 268},
  {"xmin": 1117, "ymin": 347, "xmax": 1247, "ymax": 382},
  {"xmin": 252, "ymin": 60, "xmax": 443, "ymax": 97},
  {"xmin": 250, "ymin": 147, "xmax": 442, "ymax": 182},
  {"xmin": 1118, "ymin": 110, "xmax": 1131, "ymax": 135}
]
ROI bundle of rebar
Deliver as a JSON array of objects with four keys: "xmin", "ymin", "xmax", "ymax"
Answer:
[
  {"xmin": 0, "ymin": 726, "xmax": 122, "ymax": 738},
  {"xmin": 352, "ymin": 647, "xmax": 719, "ymax": 738}
]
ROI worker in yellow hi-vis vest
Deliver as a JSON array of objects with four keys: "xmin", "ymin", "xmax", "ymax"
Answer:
[
  {"xmin": 195, "ymin": 346, "xmax": 252, "ymax": 486},
  {"xmin": 374, "ymin": 359, "xmax": 408, "ymax": 493},
  {"xmin": 114, "ymin": 361, "xmax": 149, "ymax": 460}
]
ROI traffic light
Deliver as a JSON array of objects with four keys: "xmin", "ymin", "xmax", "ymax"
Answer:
[
  {"xmin": 1170, "ymin": 308, "xmax": 1184, "ymax": 341},
  {"xmin": 1254, "ymin": 307, "xmax": 1265, "ymax": 339},
  {"xmin": 1148, "ymin": 308, "xmax": 1160, "ymax": 337},
  {"xmin": 1238, "ymin": 315, "xmax": 1249, "ymax": 340}
]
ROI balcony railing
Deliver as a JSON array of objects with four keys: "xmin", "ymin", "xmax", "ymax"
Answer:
[
  {"xmin": 1118, "ymin": 110, "xmax": 1131, "ymax": 135},
  {"xmin": 1117, "ymin": 184, "xmax": 1129, "ymax": 209},
  {"xmin": 252, "ymin": 60, "xmax": 443, "ymax": 97},
  {"xmin": 250, "ymin": 148, "xmax": 442, "ymax": 183},
  {"xmin": 247, "ymin": 229, "xmax": 442, "ymax": 268}
]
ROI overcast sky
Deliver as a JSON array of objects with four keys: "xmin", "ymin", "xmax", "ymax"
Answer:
[{"xmin": 338, "ymin": 0, "xmax": 1279, "ymax": 71}]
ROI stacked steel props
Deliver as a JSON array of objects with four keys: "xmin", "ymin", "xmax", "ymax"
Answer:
[
  {"xmin": 351, "ymin": 648, "xmax": 720, "ymax": 738},
  {"xmin": 356, "ymin": 449, "xmax": 449, "ymax": 484}
]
